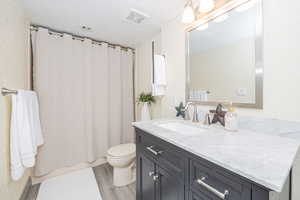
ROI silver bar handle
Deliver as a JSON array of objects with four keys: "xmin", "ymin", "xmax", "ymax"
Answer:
[
  {"xmin": 149, "ymin": 171, "xmax": 155, "ymax": 177},
  {"xmin": 148, "ymin": 171, "xmax": 160, "ymax": 181},
  {"xmin": 196, "ymin": 177, "xmax": 229, "ymax": 200},
  {"xmin": 146, "ymin": 146, "xmax": 163, "ymax": 156},
  {"xmin": 153, "ymin": 174, "xmax": 160, "ymax": 181}
]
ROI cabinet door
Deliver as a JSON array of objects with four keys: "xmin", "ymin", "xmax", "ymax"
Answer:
[
  {"xmin": 156, "ymin": 166, "xmax": 185, "ymax": 200},
  {"xmin": 137, "ymin": 154, "xmax": 157, "ymax": 200},
  {"xmin": 189, "ymin": 191, "xmax": 214, "ymax": 200}
]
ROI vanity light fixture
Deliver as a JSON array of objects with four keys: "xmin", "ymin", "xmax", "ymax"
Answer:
[
  {"xmin": 196, "ymin": 23, "xmax": 209, "ymax": 31},
  {"xmin": 182, "ymin": 1, "xmax": 195, "ymax": 23},
  {"xmin": 198, "ymin": 0, "xmax": 215, "ymax": 13},
  {"xmin": 213, "ymin": 13, "xmax": 229, "ymax": 23},
  {"xmin": 182, "ymin": 0, "xmax": 217, "ymax": 23},
  {"xmin": 236, "ymin": 0, "xmax": 257, "ymax": 12}
]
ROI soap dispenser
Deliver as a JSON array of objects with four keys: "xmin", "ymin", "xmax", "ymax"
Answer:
[{"xmin": 225, "ymin": 102, "xmax": 238, "ymax": 131}]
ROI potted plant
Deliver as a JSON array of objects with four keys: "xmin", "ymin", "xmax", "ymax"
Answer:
[{"xmin": 137, "ymin": 92, "xmax": 155, "ymax": 121}]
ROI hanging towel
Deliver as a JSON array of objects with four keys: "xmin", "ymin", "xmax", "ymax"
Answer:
[
  {"xmin": 189, "ymin": 90, "xmax": 208, "ymax": 101},
  {"xmin": 10, "ymin": 95, "xmax": 25, "ymax": 180},
  {"xmin": 10, "ymin": 90, "xmax": 44, "ymax": 181},
  {"xmin": 198, "ymin": 90, "xmax": 208, "ymax": 101},
  {"xmin": 152, "ymin": 55, "xmax": 167, "ymax": 96}
]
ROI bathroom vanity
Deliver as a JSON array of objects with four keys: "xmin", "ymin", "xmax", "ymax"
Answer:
[{"xmin": 133, "ymin": 119, "xmax": 300, "ymax": 200}]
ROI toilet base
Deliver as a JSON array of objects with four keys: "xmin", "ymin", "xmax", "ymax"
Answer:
[{"xmin": 113, "ymin": 164, "xmax": 136, "ymax": 187}]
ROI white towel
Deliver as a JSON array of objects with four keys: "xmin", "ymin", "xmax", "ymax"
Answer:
[
  {"xmin": 152, "ymin": 84, "xmax": 166, "ymax": 96},
  {"xmin": 152, "ymin": 55, "xmax": 167, "ymax": 96},
  {"xmin": 199, "ymin": 91, "xmax": 208, "ymax": 101},
  {"xmin": 10, "ymin": 95, "xmax": 25, "ymax": 180},
  {"xmin": 10, "ymin": 90, "xmax": 44, "ymax": 181},
  {"xmin": 190, "ymin": 90, "xmax": 208, "ymax": 101}
]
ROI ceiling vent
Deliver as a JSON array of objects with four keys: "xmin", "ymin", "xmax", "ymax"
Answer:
[
  {"xmin": 81, "ymin": 26, "xmax": 92, "ymax": 32},
  {"xmin": 126, "ymin": 9, "xmax": 149, "ymax": 24}
]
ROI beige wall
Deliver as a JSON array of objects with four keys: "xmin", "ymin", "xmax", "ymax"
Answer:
[
  {"xmin": 135, "ymin": 0, "xmax": 300, "ymax": 198},
  {"xmin": 190, "ymin": 39, "xmax": 256, "ymax": 103},
  {"xmin": 135, "ymin": 34, "xmax": 164, "ymax": 120},
  {"xmin": 136, "ymin": 0, "xmax": 300, "ymax": 121},
  {"xmin": 0, "ymin": 0, "xmax": 31, "ymax": 199}
]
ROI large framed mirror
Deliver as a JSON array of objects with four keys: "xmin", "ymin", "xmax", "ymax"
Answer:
[{"xmin": 186, "ymin": 0, "xmax": 263, "ymax": 109}]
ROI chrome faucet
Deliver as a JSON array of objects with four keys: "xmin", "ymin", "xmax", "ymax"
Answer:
[
  {"xmin": 192, "ymin": 104, "xmax": 199, "ymax": 123},
  {"xmin": 183, "ymin": 102, "xmax": 199, "ymax": 122},
  {"xmin": 183, "ymin": 102, "xmax": 193, "ymax": 120}
]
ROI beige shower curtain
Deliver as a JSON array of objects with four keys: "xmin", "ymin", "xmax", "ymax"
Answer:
[{"xmin": 31, "ymin": 28, "xmax": 134, "ymax": 176}]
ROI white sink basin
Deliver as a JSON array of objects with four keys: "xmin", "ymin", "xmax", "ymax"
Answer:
[{"xmin": 156, "ymin": 122, "xmax": 207, "ymax": 135}]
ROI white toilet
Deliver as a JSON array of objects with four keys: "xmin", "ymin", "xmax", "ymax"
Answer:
[{"xmin": 107, "ymin": 143, "xmax": 136, "ymax": 187}]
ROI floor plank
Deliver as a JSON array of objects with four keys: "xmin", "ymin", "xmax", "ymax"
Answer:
[
  {"xmin": 25, "ymin": 183, "xmax": 40, "ymax": 200},
  {"xmin": 93, "ymin": 164, "xmax": 136, "ymax": 200}
]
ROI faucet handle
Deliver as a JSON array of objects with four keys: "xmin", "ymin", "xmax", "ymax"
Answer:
[
  {"xmin": 203, "ymin": 113, "xmax": 211, "ymax": 125},
  {"xmin": 184, "ymin": 109, "xmax": 190, "ymax": 120}
]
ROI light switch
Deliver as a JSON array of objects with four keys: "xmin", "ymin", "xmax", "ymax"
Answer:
[{"xmin": 237, "ymin": 88, "xmax": 247, "ymax": 96}]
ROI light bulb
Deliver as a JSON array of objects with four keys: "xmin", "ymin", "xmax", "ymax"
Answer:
[
  {"xmin": 255, "ymin": 68, "xmax": 263, "ymax": 74},
  {"xmin": 182, "ymin": 5, "xmax": 195, "ymax": 23},
  {"xmin": 199, "ymin": 0, "xmax": 215, "ymax": 13},
  {"xmin": 213, "ymin": 14, "xmax": 229, "ymax": 23},
  {"xmin": 196, "ymin": 23, "xmax": 209, "ymax": 31}
]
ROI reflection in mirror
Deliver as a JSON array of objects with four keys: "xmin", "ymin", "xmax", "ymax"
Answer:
[{"xmin": 187, "ymin": 0, "xmax": 263, "ymax": 108}]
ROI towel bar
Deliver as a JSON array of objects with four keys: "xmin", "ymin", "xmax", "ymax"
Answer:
[{"xmin": 1, "ymin": 88, "xmax": 18, "ymax": 96}]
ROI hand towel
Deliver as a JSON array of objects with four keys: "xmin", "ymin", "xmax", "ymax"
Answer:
[
  {"xmin": 152, "ymin": 55, "xmax": 167, "ymax": 96},
  {"xmin": 190, "ymin": 90, "xmax": 208, "ymax": 101},
  {"xmin": 153, "ymin": 55, "xmax": 166, "ymax": 85},
  {"xmin": 199, "ymin": 91, "xmax": 208, "ymax": 101},
  {"xmin": 10, "ymin": 90, "xmax": 44, "ymax": 180},
  {"xmin": 10, "ymin": 95, "xmax": 25, "ymax": 180}
]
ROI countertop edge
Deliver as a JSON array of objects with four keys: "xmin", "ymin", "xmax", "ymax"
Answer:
[{"xmin": 133, "ymin": 122, "xmax": 297, "ymax": 193}]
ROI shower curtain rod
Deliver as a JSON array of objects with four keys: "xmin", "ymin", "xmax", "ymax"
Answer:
[{"xmin": 30, "ymin": 25, "xmax": 135, "ymax": 52}]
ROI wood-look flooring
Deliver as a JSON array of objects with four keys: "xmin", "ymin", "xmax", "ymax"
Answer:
[
  {"xmin": 25, "ymin": 164, "xmax": 135, "ymax": 200},
  {"xmin": 93, "ymin": 164, "xmax": 136, "ymax": 200},
  {"xmin": 24, "ymin": 183, "xmax": 40, "ymax": 200}
]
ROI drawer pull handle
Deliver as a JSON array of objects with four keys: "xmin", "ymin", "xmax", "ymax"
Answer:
[
  {"xmin": 153, "ymin": 174, "xmax": 160, "ymax": 181},
  {"xmin": 146, "ymin": 146, "xmax": 163, "ymax": 156},
  {"xmin": 149, "ymin": 171, "xmax": 155, "ymax": 177},
  {"xmin": 196, "ymin": 177, "xmax": 229, "ymax": 200},
  {"xmin": 149, "ymin": 171, "xmax": 160, "ymax": 181}
]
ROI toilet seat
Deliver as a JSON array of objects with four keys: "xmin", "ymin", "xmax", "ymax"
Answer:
[{"xmin": 107, "ymin": 143, "xmax": 136, "ymax": 158}]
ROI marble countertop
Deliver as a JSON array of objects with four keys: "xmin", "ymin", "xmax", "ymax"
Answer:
[{"xmin": 133, "ymin": 119, "xmax": 300, "ymax": 193}]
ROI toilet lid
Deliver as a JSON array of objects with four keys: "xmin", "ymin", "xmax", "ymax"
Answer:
[{"xmin": 107, "ymin": 143, "xmax": 136, "ymax": 157}]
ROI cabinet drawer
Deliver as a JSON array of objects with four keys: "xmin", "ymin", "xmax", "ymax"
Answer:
[
  {"xmin": 190, "ymin": 158, "xmax": 251, "ymax": 200},
  {"xmin": 189, "ymin": 191, "xmax": 214, "ymax": 200},
  {"xmin": 136, "ymin": 129, "xmax": 185, "ymax": 179}
]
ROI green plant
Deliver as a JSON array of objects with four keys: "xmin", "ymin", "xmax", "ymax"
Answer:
[{"xmin": 137, "ymin": 92, "xmax": 155, "ymax": 105}]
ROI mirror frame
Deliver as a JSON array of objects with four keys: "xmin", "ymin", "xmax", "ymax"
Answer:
[{"xmin": 185, "ymin": 0, "xmax": 263, "ymax": 109}]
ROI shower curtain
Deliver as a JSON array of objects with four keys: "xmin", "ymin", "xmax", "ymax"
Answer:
[{"xmin": 31, "ymin": 28, "xmax": 134, "ymax": 176}]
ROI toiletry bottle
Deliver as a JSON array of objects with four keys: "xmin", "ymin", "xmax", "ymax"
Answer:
[{"xmin": 225, "ymin": 102, "xmax": 238, "ymax": 131}]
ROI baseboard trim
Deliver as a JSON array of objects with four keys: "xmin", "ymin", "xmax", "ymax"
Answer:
[{"xmin": 19, "ymin": 178, "xmax": 32, "ymax": 200}]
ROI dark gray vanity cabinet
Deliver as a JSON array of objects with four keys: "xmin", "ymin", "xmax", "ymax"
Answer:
[
  {"xmin": 137, "ymin": 154, "xmax": 185, "ymax": 200},
  {"xmin": 135, "ymin": 128, "xmax": 270, "ymax": 200},
  {"xmin": 137, "ymin": 154, "xmax": 156, "ymax": 200},
  {"xmin": 156, "ymin": 166, "xmax": 185, "ymax": 200},
  {"xmin": 136, "ymin": 130, "xmax": 185, "ymax": 200}
]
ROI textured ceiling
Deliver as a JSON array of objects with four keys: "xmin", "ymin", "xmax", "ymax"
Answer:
[{"xmin": 23, "ymin": 0, "xmax": 186, "ymax": 48}]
